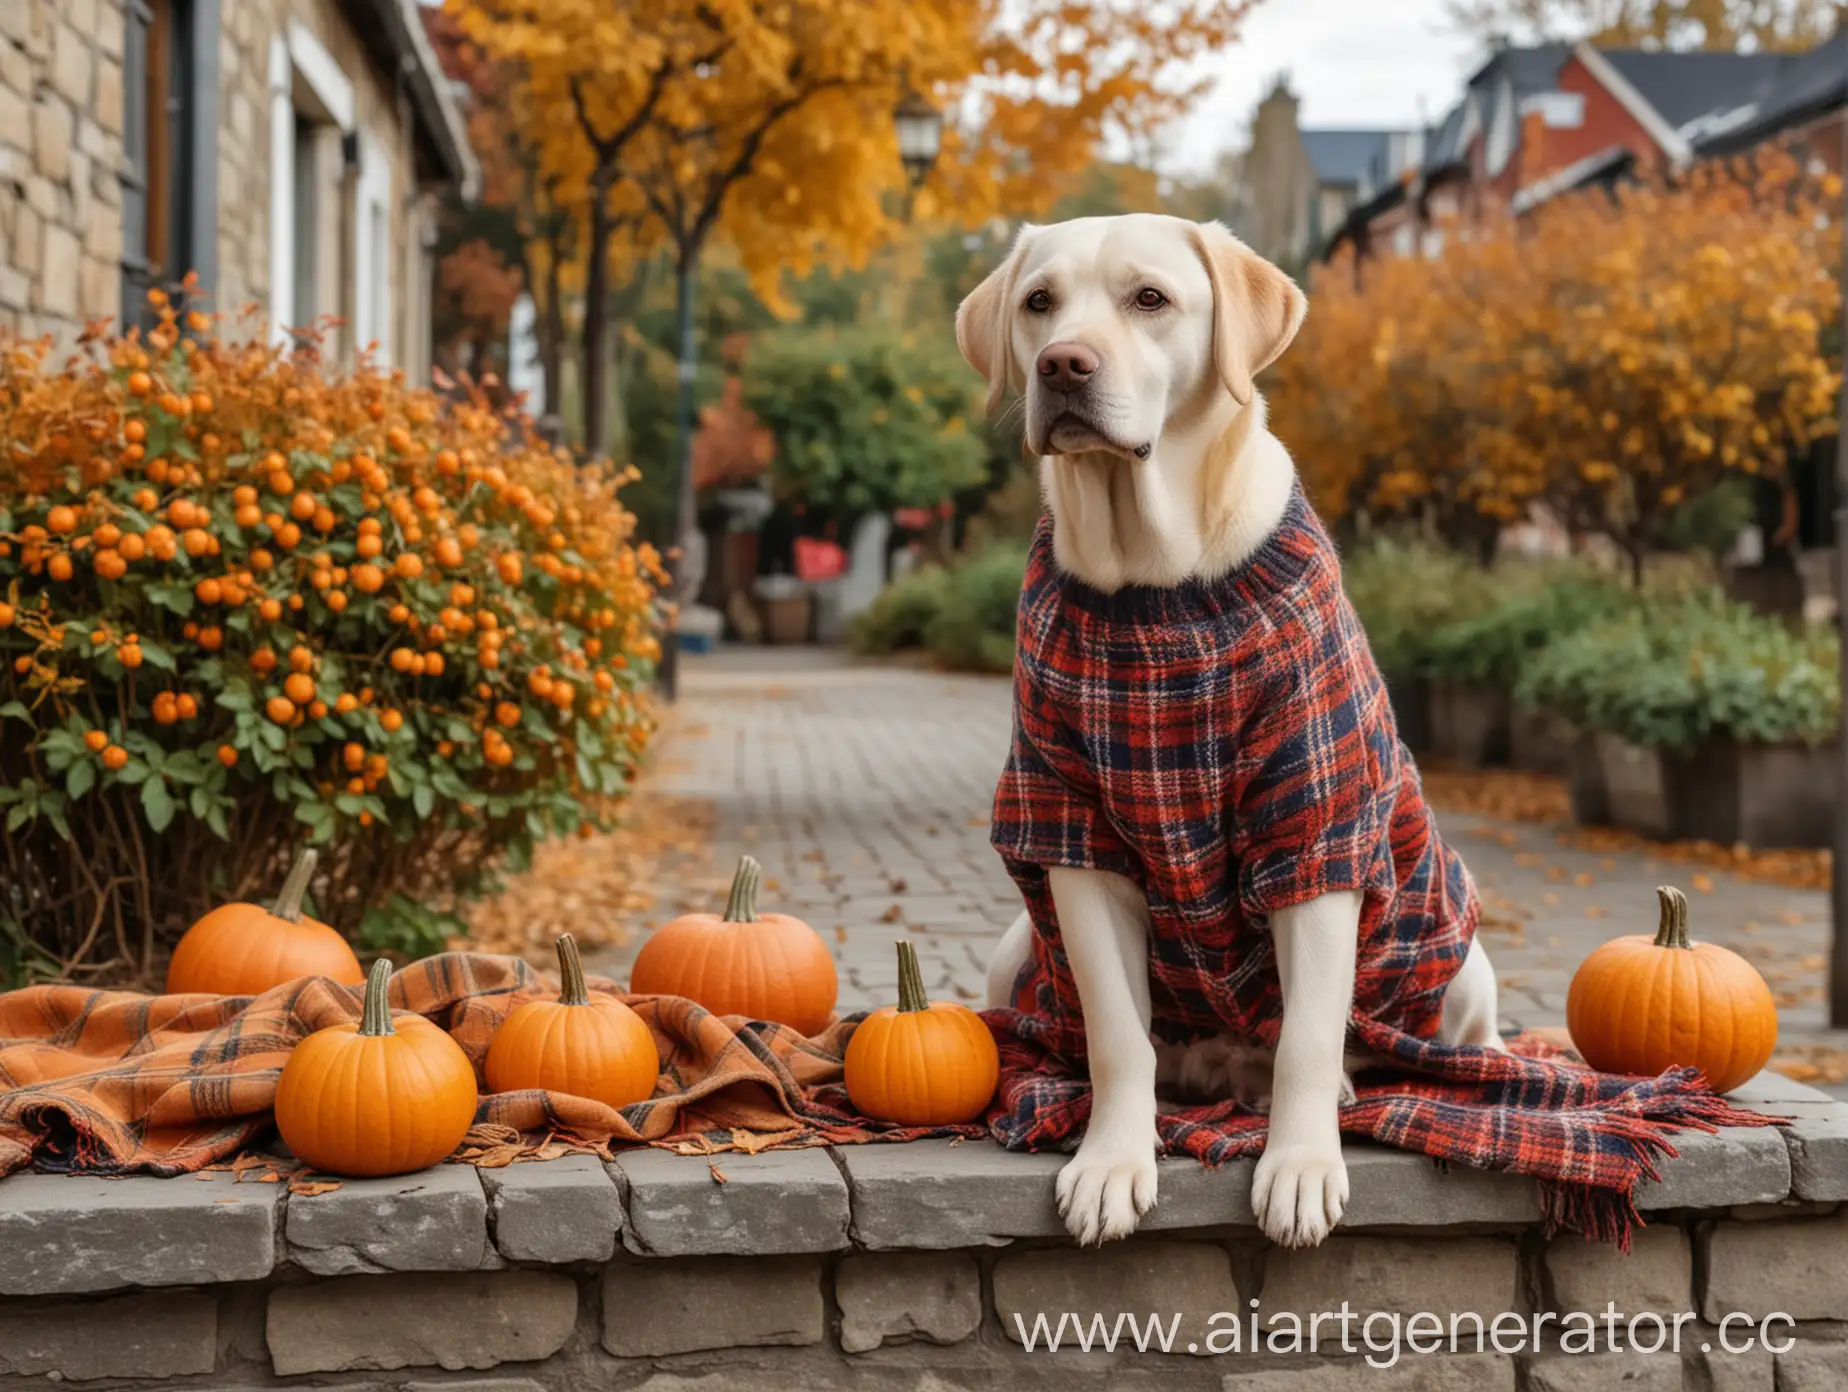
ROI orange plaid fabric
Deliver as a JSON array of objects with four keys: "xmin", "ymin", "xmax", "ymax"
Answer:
[{"xmin": 0, "ymin": 952, "xmax": 966, "ymax": 1177}]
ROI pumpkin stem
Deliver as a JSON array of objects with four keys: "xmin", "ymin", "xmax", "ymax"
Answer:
[
  {"xmin": 271, "ymin": 848, "xmax": 319, "ymax": 925},
  {"xmin": 358, "ymin": 958, "xmax": 396, "ymax": 1036},
  {"xmin": 556, "ymin": 933, "xmax": 590, "ymax": 1007},
  {"xmin": 723, "ymin": 855, "xmax": 762, "ymax": 923},
  {"xmin": 895, "ymin": 939, "xmax": 929, "ymax": 1013},
  {"xmin": 1653, "ymin": 885, "xmax": 1692, "ymax": 949}
]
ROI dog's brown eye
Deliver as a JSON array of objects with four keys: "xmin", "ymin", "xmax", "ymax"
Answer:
[
  {"xmin": 1134, "ymin": 288, "xmax": 1167, "ymax": 311},
  {"xmin": 1024, "ymin": 289, "xmax": 1052, "ymax": 313}
]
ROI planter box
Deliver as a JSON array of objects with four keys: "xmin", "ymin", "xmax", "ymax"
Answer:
[
  {"xmin": 1509, "ymin": 706, "xmax": 1576, "ymax": 777},
  {"xmin": 760, "ymin": 592, "xmax": 814, "ymax": 645},
  {"xmin": 1666, "ymin": 739, "xmax": 1838, "ymax": 850},
  {"xmin": 1428, "ymin": 681, "xmax": 1512, "ymax": 768},
  {"xmin": 1383, "ymin": 671, "xmax": 1431, "ymax": 752},
  {"xmin": 1593, "ymin": 732, "xmax": 1673, "ymax": 839},
  {"xmin": 1566, "ymin": 731, "xmax": 1611, "ymax": 827}
]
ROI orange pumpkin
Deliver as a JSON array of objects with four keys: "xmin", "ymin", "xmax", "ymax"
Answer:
[
  {"xmin": 275, "ymin": 959, "xmax": 479, "ymax": 1176},
  {"xmin": 166, "ymin": 848, "xmax": 364, "ymax": 996},
  {"xmin": 845, "ymin": 939, "xmax": 999, "ymax": 1125},
  {"xmin": 485, "ymin": 933, "xmax": 659, "ymax": 1109},
  {"xmin": 1566, "ymin": 885, "xmax": 1777, "ymax": 1095},
  {"xmin": 629, "ymin": 854, "xmax": 837, "ymax": 1035}
]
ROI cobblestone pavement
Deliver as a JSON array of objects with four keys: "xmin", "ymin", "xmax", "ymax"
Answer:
[{"xmin": 602, "ymin": 647, "xmax": 1841, "ymax": 1062}]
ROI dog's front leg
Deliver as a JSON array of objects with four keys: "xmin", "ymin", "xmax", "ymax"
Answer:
[
  {"xmin": 1252, "ymin": 889, "xmax": 1360, "ymax": 1248},
  {"xmin": 1048, "ymin": 865, "xmax": 1157, "ymax": 1245}
]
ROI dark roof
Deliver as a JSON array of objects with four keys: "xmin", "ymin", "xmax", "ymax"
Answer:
[
  {"xmin": 360, "ymin": 0, "xmax": 479, "ymax": 198},
  {"xmin": 1695, "ymin": 31, "xmax": 1848, "ymax": 153},
  {"xmin": 1599, "ymin": 49, "xmax": 1785, "ymax": 130},
  {"xmin": 1423, "ymin": 102, "xmax": 1468, "ymax": 173},
  {"xmin": 1301, "ymin": 129, "xmax": 1392, "ymax": 187},
  {"xmin": 1424, "ymin": 43, "xmax": 1574, "ymax": 177}
]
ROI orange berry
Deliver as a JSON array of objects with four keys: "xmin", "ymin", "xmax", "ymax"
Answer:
[
  {"xmin": 497, "ymin": 555, "xmax": 523, "ymax": 585},
  {"xmin": 343, "ymin": 742, "xmax": 366, "ymax": 772},
  {"xmin": 195, "ymin": 627, "xmax": 222, "ymax": 652},
  {"xmin": 388, "ymin": 604, "xmax": 410, "ymax": 624},
  {"xmin": 284, "ymin": 672, "xmax": 316, "ymax": 705},
  {"xmin": 251, "ymin": 646, "xmax": 278, "ymax": 674},
  {"xmin": 259, "ymin": 598, "xmax": 283, "ymax": 621},
  {"xmin": 194, "ymin": 577, "xmax": 223, "ymax": 605},
  {"xmin": 124, "ymin": 419, "xmax": 148, "ymax": 444},
  {"xmin": 46, "ymin": 505, "xmax": 77, "ymax": 534},
  {"xmin": 289, "ymin": 645, "xmax": 314, "ymax": 674},
  {"xmin": 235, "ymin": 504, "xmax": 263, "ymax": 528},
  {"xmin": 335, "ymin": 693, "xmax": 359, "ymax": 714},
  {"xmin": 102, "ymin": 745, "xmax": 129, "ymax": 771},
  {"xmin": 94, "ymin": 549, "xmax": 127, "ymax": 581},
  {"xmin": 117, "ymin": 532, "xmax": 146, "ymax": 561},
  {"xmin": 266, "ymin": 696, "xmax": 297, "ymax": 724},
  {"xmin": 182, "ymin": 528, "xmax": 211, "ymax": 557},
  {"xmin": 289, "ymin": 490, "xmax": 317, "ymax": 521},
  {"xmin": 389, "ymin": 648, "xmax": 416, "ymax": 674},
  {"xmin": 0, "ymin": 603, "xmax": 13, "ymax": 628},
  {"xmin": 268, "ymin": 469, "xmax": 294, "ymax": 497},
  {"xmin": 84, "ymin": 729, "xmax": 109, "ymax": 752},
  {"xmin": 127, "ymin": 370, "xmax": 153, "ymax": 395},
  {"xmin": 352, "ymin": 563, "xmax": 384, "ymax": 593},
  {"xmin": 276, "ymin": 522, "xmax": 301, "ymax": 549},
  {"xmin": 356, "ymin": 533, "xmax": 383, "ymax": 559},
  {"xmin": 434, "ymin": 537, "xmax": 463, "ymax": 569},
  {"xmin": 325, "ymin": 589, "xmax": 348, "ymax": 613},
  {"xmin": 495, "ymin": 702, "xmax": 520, "ymax": 728},
  {"xmin": 217, "ymin": 744, "xmax": 239, "ymax": 768},
  {"xmin": 153, "ymin": 694, "xmax": 178, "ymax": 726},
  {"xmin": 346, "ymin": 777, "xmax": 367, "ymax": 796},
  {"xmin": 249, "ymin": 548, "xmax": 274, "ymax": 571},
  {"xmin": 308, "ymin": 700, "xmax": 328, "ymax": 719},
  {"xmin": 380, "ymin": 709, "xmax": 403, "ymax": 733},
  {"xmin": 176, "ymin": 693, "xmax": 197, "ymax": 719},
  {"xmin": 132, "ymin": 487, "xmax": 159, "ymax": 511},
  {"xmin": 394, "ymin": 553, "xmax": 424, "ymax": 580},
  {"xmin": 93, "ymin": 522, "xmax": 121, "ymax": 548},
  {"xmin": 47, "ymin": 554, "xmax": 74, "ymax": 582}
]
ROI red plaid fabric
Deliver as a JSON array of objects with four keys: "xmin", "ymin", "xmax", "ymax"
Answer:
[{"xmin": 987, "ymin": 491, "xmax": 1775, "ymax": 1243}]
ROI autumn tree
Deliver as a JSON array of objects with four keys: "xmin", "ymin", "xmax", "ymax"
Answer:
[
  {"xmin": 1269, "ymin": 153, "xmax": 1843, "ymax": 576},
  {"xmin": 1446, "ymin": 0, "xmax": 1846, "ymax": 48}
]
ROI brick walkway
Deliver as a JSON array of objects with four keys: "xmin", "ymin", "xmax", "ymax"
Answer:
[{"xmin": 603, "ymin": 647, "xmax": 1841, "ymax": 1061}]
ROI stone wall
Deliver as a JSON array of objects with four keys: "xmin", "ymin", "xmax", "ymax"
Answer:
[
  {"xmin": 0, "ymin": 1072, "xmax": 1844, "ymax": 1389},
  {"xmin": 0, "ymin": 0, "xmax": 433, "ymax": 371},
  {"xmin": 0, "ymin": 0, "xmax": 128, "ymax": 343}
]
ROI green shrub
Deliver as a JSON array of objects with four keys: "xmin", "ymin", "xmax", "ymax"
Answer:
[
  {"xmin": 1515, "ymin": 594, "xmax": 1839, "ymax": 749},
  {"xmin": 849, "ymin": 565, "xmax": 952, "ymax": 655},
  {"xmin": 1340, "ymin": 540, "xmax": 1500, "ymax": 681},
  {"xmin": 923, "ymin": 543, "xmax": 1028, "ymax": 674},
  {"xmin": 1422, "ymin": 565, "xmax": 1638, "ymax": 690}
]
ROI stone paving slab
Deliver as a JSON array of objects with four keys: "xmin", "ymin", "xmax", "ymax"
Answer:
[
  {"xmin": 839, "ymin": 1139, "xmax": 1067, "ymax": 1249},
  {"xmin": 0, "ymin": 1170, "xmax": 279, "ymax": 1295},
  {"xmin": 285, "ymin": 1164, "xmax": 490, "ymax": 1275},
  {"xmin": 1634, "ymin": 1126, "xmax": 1793, "ymax": 1211},
  {"xmin": 482, "ymin": 1154, "xmax": 623, "ymax": 1263},
  {"xmin": 612, "ymin": 1147, "xmax": 850, "ymax": 1256}
]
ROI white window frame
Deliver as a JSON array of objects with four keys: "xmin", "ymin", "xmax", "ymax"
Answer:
[
  {"xmin": 355, "ymin": 130, "xmax": 392, "ymax": 363},
  {"xmin": 268, "ymin": 22, "xmax": 354, "ymax": 347}
]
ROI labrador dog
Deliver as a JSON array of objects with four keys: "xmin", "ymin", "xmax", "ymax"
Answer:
[{"xmin": 959, "ymin": 214, "xmax": 1503, "ymax": 1250}]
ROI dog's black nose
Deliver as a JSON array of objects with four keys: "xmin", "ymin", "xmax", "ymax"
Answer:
[{"xmin": 1036, "ymin": 341, "xmax": 1099, "ymax": 393}]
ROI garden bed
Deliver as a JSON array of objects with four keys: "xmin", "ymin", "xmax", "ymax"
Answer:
[{"xmin": 0, "ymin": 1073, "xmax": 1843, "ymax": 1388}]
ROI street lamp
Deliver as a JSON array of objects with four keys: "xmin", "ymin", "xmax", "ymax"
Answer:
[{"xmin": 895, "ymin": 89, "xmax": 943, "ymax": 219}]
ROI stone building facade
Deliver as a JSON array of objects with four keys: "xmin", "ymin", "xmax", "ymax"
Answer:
[{"xmin": 0, "ymin": 0, "xmax": 475, "ymax": 376}]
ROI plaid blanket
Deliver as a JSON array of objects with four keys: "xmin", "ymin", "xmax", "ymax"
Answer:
[
  {"xmin": 988, "ymin": 493, "xmax": 1776, "ymax": 1244},
  {"xmin": 0, "ymin": 953, "xmax": 974, "ymax": 1179}
]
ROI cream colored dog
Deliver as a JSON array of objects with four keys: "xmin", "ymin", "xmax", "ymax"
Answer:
[{"xmin": 959, "ymin": 214, "xmax": 1503, "ymax": 1250}]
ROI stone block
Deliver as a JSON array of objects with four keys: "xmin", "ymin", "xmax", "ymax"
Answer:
[
  {"xmin": 78, "ymin": 253, "xmax": 113, "ymax": 321},
  {"xmin": 1782, "ymin": 1105, "xmax": 1848, "ymax": 1201},
  {"xmin": 1543, "ymin": 1224, "xmax": 1691, "ymax": 1316},
  {"xmin": 484, "ymin": 1154, "xmax": 623, "ymax": 1264},
  {"xmin": 13, "ymin": 202, "xmax": 40, "ymax": 274},
  {"xmin": 49, "ymin": 23, "xmax": 90, "ymax": 107},
  {"xmin": 0, "ymin": 1170, "xmax": 279, "ymax": 1295},
  {"xmin": 94, "ymin": 58, "xmax": 122, "ymax": 136},
  {"xmin": 1341, "ymin": 1146, "xmax": 1542, "ymax": 1227},
  {"xmin": 0, "ymin": 84, "xmax": 27, "ymax": 155},
  {"xmin": 840, "ymin": 1138, "xmax": 1067, "ymax": 1248},
  {"xmin": 1147, "ymin": 1155, "xmax": 1256, "ymax": 1229},
  {"xmin": 1776, "ymin": 1342, "xmax": 1848, "ymax": 1391},
  {"xmin": 32, "ymin": 95, "xmax": 71, "ymax": 181},
  {"xmin": 38, "ymin": 221, "xmax": 78, "ymax": 317},
  {"xmin": 993, "ymin": 1240, "xmax": 1239, "ymax": 1354},
  {"xmin": 266, "ymin": 1271, "xmax": 577, "ymax": 1376},
  {"xmin": 0, "ymin": 1291, "xmax": 217, "ymax": 1380},
  {"xmin": 1725, "ymin": 1071, "xmax": 1838, "ymax": 1110},
  {"xmin": 405, "ymin": 1383, "xmax": 547, "ymax": 1392},
  {"xmin": 1634, "ymin": 1127, "xmax": 1790, "ymax": 1211},
  {"xmin": 1526, "ymin": 1350, "xmax": 1683, "ymax": 1391},
  {"xmin": 614, "ymin": 1147, "xmax": 847, "ymax": 1256},
  {"xmin": 0, "ymin": 265, "xmax": 32, "ymax": 310},
  {"xmin": 1700, "ymin": 1345, "xmax": 1774, "ymax": 1392},
  {"xmin": 1702, "ymin": 1211, "xmax": 1848, "ymax": 1322},
  {"xmin": 286, "ymin": 1165, "xmax": 489, "ymax": 1275},
  {"xmin": 836, "ymin": 1251, "xmax": 982, "ymax": 1354},
  {"xmin": 1262, "ymin": 1235, "xmax": 1517, "ymax": 1325},
  {"xmin": 1223, "ymin": 1354, "xmax": 1515, "ymax": 1390},
  {"xmin": 601, "ymin": 1256, "xmax": 824, "ymax": 1357}
]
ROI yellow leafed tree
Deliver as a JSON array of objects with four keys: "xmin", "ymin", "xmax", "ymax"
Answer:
[{"xmin": 1269, "ymin": 151, "xmax": 1843, "ymax": 575}]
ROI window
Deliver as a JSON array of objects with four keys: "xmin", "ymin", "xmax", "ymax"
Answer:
[{"xmin": 122, "ymin": 0, "xmax": 209, "ymax": 323}]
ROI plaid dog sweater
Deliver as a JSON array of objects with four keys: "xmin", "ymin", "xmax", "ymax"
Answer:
[{"xmin": 985, "ymin": 486, "xmax": 1775, "ymax": 1243}]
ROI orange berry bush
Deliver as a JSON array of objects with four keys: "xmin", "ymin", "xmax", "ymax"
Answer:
[{"xmin": 0, "ymin": 297, "xmax": 662, "ymax": 983}]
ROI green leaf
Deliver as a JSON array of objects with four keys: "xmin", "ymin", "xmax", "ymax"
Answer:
[
  {"xmin": 0, "ymin": 701, "xmax": 30, "ymax": 724},
  {"xmin": 141, "ymin": 778, "xmax": 176, "ymax": 832},
  {"xmin": 66, "ymin": 759, "xmax": 94, "ymax": 801},
  {"xmin": 135, "ymin": 639, "xmax": 177, "ymax": 671},
  {"xmin": 412, "ymin": 783, "xmax": 435, "ymax": 819}
]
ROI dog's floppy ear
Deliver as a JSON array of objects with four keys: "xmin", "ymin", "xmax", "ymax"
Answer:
[
  {"xmin": 956, "ymin": 227, "xmax": 1032, "ymax": 416},
  {"xmin": 1189, "ymin": 221, "xmax": 1307, "ymax": 406}
]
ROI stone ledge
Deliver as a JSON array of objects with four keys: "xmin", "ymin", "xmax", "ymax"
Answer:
[
  {"xmin": 0, "ymin": 1170, "xmax": 279, "ymax": 1295},
  {"xmin": 286, "ymin": 1165, "xmax": 490, "ymax": 1276},
  {"xmin": 612, "ymin": 1146, "xmax": 849, "ymax": 1256},
  {"xmin": 482, "ymin": 1154, "xmax": 622, "ymax": 1264}
]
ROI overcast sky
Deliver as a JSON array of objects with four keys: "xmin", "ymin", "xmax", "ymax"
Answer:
[{"xmin": 1165, "ymin": 0, "xmax": 1492, "ymax": 174}]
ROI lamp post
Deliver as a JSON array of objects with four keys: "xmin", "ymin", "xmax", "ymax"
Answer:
[{"xmin": 894, "ymin": 89, "xmax": 944, "ymax": 221}]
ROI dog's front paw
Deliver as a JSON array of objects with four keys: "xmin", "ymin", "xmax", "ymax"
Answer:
[
  {"xmin": 1252, "ymin": 1140, "xmax": 1348, "ymax": 1249},
  {"xmin": 1056, "ymin": 1140, "xmax": 1157, "ymax": 1246}
]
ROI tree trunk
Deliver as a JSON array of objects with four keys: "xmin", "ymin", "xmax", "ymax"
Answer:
[
  {"xmin": 538, "ymin": 231, "xmax": 565, "ymax": 428},
  {"xmin": 658, "ymin": 248, "xmax": 701, "ymax": 702},
  {"xmin": 581, "ymin": 173, "xmax": 613, "ymax": 457}
]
